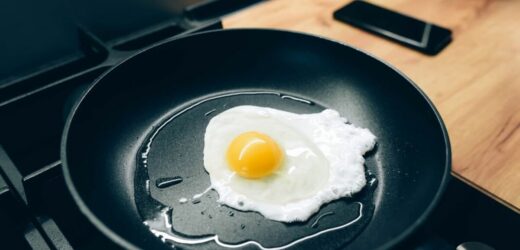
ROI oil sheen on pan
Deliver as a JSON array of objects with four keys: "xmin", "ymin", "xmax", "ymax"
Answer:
[{"xmin": 134, "ymin": 91, "xmax": 379, "ymax": 249}]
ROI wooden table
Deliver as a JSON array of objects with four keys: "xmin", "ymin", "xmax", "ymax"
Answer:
[{"xmin": 224, "ymin": 0, "xmax": 520, "ymax": 212}]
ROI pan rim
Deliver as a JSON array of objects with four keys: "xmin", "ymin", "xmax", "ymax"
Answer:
[{"xmin": 61, "ymin": 28, "xmax": 451, "ymax": 250}]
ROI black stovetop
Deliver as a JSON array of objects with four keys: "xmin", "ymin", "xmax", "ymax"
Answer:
[{"xmin": 0, "ymin": 0, "xmax": 518, "ymax": 249}]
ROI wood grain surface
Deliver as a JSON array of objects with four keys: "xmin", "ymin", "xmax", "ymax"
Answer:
[{"xmin": 223, "ymin": 0, "xmax": 520, "ymax": 212}]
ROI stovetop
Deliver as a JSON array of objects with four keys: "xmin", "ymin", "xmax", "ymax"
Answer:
[{"xmin": 0, "ymin": 0, "xmax": 518, "ymax": 249}]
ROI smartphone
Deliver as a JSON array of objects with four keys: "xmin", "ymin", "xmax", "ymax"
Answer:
[{"xmin": 333, "ymin": 1, "xmax": 452, "ymax": 55}]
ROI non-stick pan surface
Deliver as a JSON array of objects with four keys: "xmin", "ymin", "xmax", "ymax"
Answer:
[{"xmin": 62, "ymin": 29, "xmax": 450, "ymax": 250}]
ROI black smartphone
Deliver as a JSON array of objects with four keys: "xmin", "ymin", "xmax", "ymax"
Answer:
[{"xmin": 333, "ymin": 1, "xmax": 452, "ymax": 55}]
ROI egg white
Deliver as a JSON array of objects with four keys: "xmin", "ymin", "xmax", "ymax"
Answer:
[{"xmin": 203, "ymin": 106, "xmax": 376, "ymax": 222}]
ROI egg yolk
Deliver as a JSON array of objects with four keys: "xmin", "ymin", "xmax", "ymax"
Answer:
[{"xmin": 226, "ymin": 131, "xmax": 283, "ymax": 179}]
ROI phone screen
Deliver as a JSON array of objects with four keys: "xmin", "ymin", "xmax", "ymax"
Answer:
[{"xmin": 334, "ymin": 1, "xmax": 452, "ymax": 55}]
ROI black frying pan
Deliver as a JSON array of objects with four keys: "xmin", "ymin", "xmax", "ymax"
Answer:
[{"xmin": 62, "ymin": 29, "xmax": 450, "ymax": 250}]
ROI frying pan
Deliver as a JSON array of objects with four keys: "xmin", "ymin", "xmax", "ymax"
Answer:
[{"xmin": 62, "ymin": 29, "xmax": 450, "ymax": 250}]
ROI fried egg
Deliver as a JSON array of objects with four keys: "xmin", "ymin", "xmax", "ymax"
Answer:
[{"xmin": 203, "ymin": 106, "xmax": 376, "ymax": 222}]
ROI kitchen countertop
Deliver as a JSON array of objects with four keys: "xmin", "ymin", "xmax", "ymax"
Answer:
[{"xmin": 224, "ymin": 0, "xmax": 520, "ymax": 212}]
